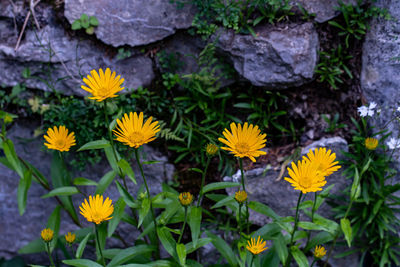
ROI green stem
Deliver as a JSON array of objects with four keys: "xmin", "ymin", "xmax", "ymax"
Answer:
[
  {"xmin": 285, "ymin": 191, "xmax": 303, "ymax": 267},
  {"xmin": 238, "ymin": 158, "xmax": 250, "ymax": 234},
  {"xmin": 134, "ymin": 148, "xmax": 160, "ymax": 259},
  {"xmin": 103, "ymin": 100, "xmax": 126, "ymax": 187},
  {"xmin": 178, "ymin": 206, "xmax": 188, "ymax": 243},
  {"xmin": 198, "ymin": 156, "xmax": 211, "ymax": 207},
  {"xmin": 310, "ymin": 259, "xmax": 316, "ymax": 267},
  {"xmin": 46, "ymin": 243, "xmax": 55, "ymax": 267},
  {"xmin": 238, "ymin": 203, "xmax": 242, "ymax": 238},
  {"xmin": 95, "ymin": 225, "xmax": 106, "ymax": 267},
  {"xmin": 249, "ymin": 254, "xmax": 255, "ymax": 267},
  {"xmin": 305, "ymin": 192, "xmax": 318, "ymax": 249},
  {"xmin": 239, "ymin": 158, "xmax": 246, "ymax": 191}
]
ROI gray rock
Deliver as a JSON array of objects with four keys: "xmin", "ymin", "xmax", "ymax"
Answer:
[
  {"xmin": 0, "ymin": 3, "xmax": 154, "ymax": 96},
  {"xmin": 0, "ymin": 120, "xmax": 174, "ymax": 261},
  {"xmin": 291, "ymin": 0, "xmax": 360, "ymax": 23},
  {"xmin": 214, "ymin": 22, "xmax": 319, "ymax": 88},
  {"xmin": 64, "ymin": 0, "xmax": 196, "ymax": 47}
]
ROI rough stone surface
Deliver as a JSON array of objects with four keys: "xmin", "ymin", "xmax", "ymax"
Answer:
[
  {"xmin": 361, "ymin": 0, "xmax": 400, "ymax": 141},
  {"xmin": 64, "ymin": 0, "xmax": 196, "ymax": 47},
  {"xmin": 291, "ymin": 0, "xmax": 359, "ymax": 23},
  {"xmin": 0, "ymin": 2, "xmax": 154, "ymax": 96},
  {"xmin": 215, "ymin": 22, "xmax": 319, "ymax": 88},
  {"xmin": 0, "ymin": 120, "xmax": 174, "ymax": 261}
]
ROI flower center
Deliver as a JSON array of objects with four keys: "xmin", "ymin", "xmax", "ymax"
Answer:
[
  {"xmin": 235, "ymin": 142, "xmax": 250, "ymax": 154},
  {"xmin": 56, "ymin": 139, "xmax": 65, "ymax": 148},
  {"xmin": 298, "ymin": 176, "xmax": 312, "ymax": 189},
  {"xmin": 99, "ymin": 86, "xmax": 111, "ymax": 97},
  {"xmin": 128, "ymin": 132, "xmax": 145, "ymax": 144}
]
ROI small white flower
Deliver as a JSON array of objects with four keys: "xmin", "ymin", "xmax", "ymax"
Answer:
[
  {"xmin": 397, "ymin": 107, "xmax": 400, "ymax": 112},
  {"xmin": 386, "ymin": 137, "xmax": 400, "ymax": 150},
  {"xmin": 369, "ymin": 102, "xmax": 377, "ymax": 110},
  {"xmin": 357, "ymin": 106, "xmax": 369, "ymax": 117}
]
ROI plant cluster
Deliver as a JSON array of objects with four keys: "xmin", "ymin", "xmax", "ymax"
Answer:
[
  {"xmin": 0, "ymin": 67, "xmax": 367, "ymax": 267},
  {"xmin": 71, "ymin": 14, "xmax": 99, "ymax": 35},
  {"xmin": 171, "ymin": 0, "xmax": 293, "ymax": 38},
  {"xmin": 330, "ymin": 102, "xmax": 400, "ymax": 266}
]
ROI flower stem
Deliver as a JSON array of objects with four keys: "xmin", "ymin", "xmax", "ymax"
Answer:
[
  {"xmin": 305, "ymin": 192, "xmax": 318, "ymax": 249},
  {"xmin": 134, "ymin": 148, "xmax": 160, "ymax": 259},
  {"xmin": 178, "ymin": 206, "xmax": 188, "ymax": 243},
  {"xmin": 249, "ymin": 254, "xmax": 255, "ymax": 267},
  {"xmin": 239, "ymin": 158, "xmax": 246, "ymax": 191},
  {"xmin": 238, "ymin": 158, "xmax": 250, "ymax": 234},
  {"xmin": 238, "ymin": 203, "xmax": 242, "ymax": 238},
  {"xmin": 310, "ymin": 259, "xmax": 316, "ymax": 267},
  {"xmin": 103, "ymin": 100, "xmax": 126, "ymax": 188},
  {"xmin": 285, "ymin": 191, "xmax": 303, "ymax": 267},
  {"xmin": 95, "ymin": 224, "xmax": 106, "ymax": 267},
  {"xmin": 46, "ymin": 243, "xmax": 55, "ymax": 267},
  {"xmin": 197, "ymin": 156, "xmax": 211, "ymax": 207}
]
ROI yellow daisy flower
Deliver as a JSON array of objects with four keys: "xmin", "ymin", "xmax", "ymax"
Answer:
[
  {"xmin": 113, "ymin": 112, "xmax": 160, "ymax": 148},
  {"xmin": 284, "ymin": 159, "xmax": 327, "ymax": 194},
  {"xmin": 246, "ymin": 236, "xmax": 268, "ymax": 255},
  {"xmin": 314, "ymin": 245, "xmax": 326, "ymax": 258},
  {"xmin": 41, "ymin": 228, "xmax": 54, "ymax": 243},
  {"xmin": 304, "ymin": 147, "xmax": 341, "ymax": 177},
  {"xmin": 365, "ymin": 137, "xmax": 378, "ymax": 150},
  {"xmin": 65, "ymin": 232, "xmax": 76, "ymax": 244},
  {"xmin": 205, "ymin": 143, "xmax": 219, "ymax": 156},
  {"xmin": 81, "ymin": 68, "xmax": 124, "ymax": 102},
  {"xmin": 44, "ymin": 125, "xmax": 76, "ymax": 152},
  {"xmin": 218, "ymin": 122, "xmax": 267, "ymax": 162},
  {"xmin": 179, "ymin": 192, "xmax": 193, "ymax": 206},
  {"xmin": 79, "ymin": 195, "xmax": 114, "ymax": 224},
  {"xmin": 234, "ymin": 190, "xmax": 247, "ymax": 204}
]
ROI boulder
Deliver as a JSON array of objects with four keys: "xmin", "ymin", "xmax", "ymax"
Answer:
[
  {"xmin": 64, "ymin": 0, "xmax": 196, "ymax": 47},
  {"xmin": 0, "ymin": 120, "xmax": 174, "ymax": 261},
  {"xmin": 214, "ymin": 22, "xmax": 319, "ymax": 88},
  {"xmin": 291, "ymin": 0, "xmax": 360, "ymax": 23},
  {"xmin": 0, "ymin": 2, "xmax": 154, "ymax": 96}
]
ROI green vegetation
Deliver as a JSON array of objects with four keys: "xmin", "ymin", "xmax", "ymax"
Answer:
[{"xmin": 71, "ymin": 14, "xmax": 99, "ymax": 35}]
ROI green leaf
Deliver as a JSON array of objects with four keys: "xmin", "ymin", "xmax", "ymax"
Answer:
[
  {"xmin": 202, "ymin": 182, "xmax": 240, "ymax": 194},
  {"xmin": 77, "ymin": 140, "xmax": 110, "ymax": 151},
  {"xmin": 340, "ymin": 218, "xmax": 352, "ymax": 247},
  {"xmin": 80, "ymin": 13, "xmax": 90, "ymax": 28},
  {"xmin": 73, "ymin": 177, "xmax": 98, "ymax": 186},
  {"xmin": 89, "ymin": 16, "xmax": 99, "ymax": 26},
  {"xmin": 96, "ymin": 170, "xmax": 117, "ymax": 195},
  {"xmin": 76, "ymin": 233, "xmax": 91, "ymax": 259},
  {"xmin": 157, "ymin": 226, "xmax": 178, "ymax": 261},
  {"xmin": 290, "ymin": 246, "xmax": 309, "ymax": 267},
  {"xmin": 18, "ymin": 238, "xmax": 45, "ymax": 254},
  {"xmin": 188, "ymin": 206, "xmax": 202, "ymax": 247},
  {"xmin": 63, "ymin": 259, "xmax": 102, "ymax": 267},
  {"xmin": 106, "ymin": 245, "xmax": 155, "ymax": 267},
  {"xmin": 298, "ymin": 221, "xmax": 326, "ymax": 232},
  {"xmin": 176, "ymin": 243, "xmax": 186, "ymax": 266},
  {"xmin": 108, "ymin": 198, "xmax": 126, "ymax": 237},
  {"xmin": 17, "ymin": 169, "xmax": 32, "ymax": 215},
  {"xmin": 41, "ymin": 186, "xmax": 79, "ymax": 198},
  {"xmin": 185, "ymin": 238, "xmax": 212, "ymax": 254},
  {"xmin": 86, "ymin": 26, "xmax": 95, "ymax": 35},
  {"xmin": 47, "ymin": 205, "xmax": 61, "ymax": 252},
  {"xmin": 305, "ymin": 231, "xmax": 333, "ymax": 251},
  {"xmin": 138, "ymin": 198, "xmax": 150, "ymax": 228},
  {"xmin": 3, "ymin": 139, "xmax": 23, "ymax": 177},
  {"xmin": 71, "ymin": 20, "xmax": 82, "ymax": 30},
  {"xmin": 273, "ymin": 234, "xmax": 288, "ymax": 265},
  {"xmin": 248, "ymin": 201, "xmax": 280, "ymax": 220},
  {"xmin": 206, "ymin": 231, "xmax": 238, "ymax": 267},
  {"xmin": 115, "ymin": 181, "xmax": 138, "ymax": 208},
  {"xmin": 104, "ymin": 146, "xmax": 120, "ymax": 174},
  {"xmin": 118, "ymin": 159, "xmax": 137, "ymax": 184}
]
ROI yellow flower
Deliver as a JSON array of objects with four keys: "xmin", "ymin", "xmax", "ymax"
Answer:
[
  {"xmin": 81, "ymin": 68, "xmax": 124, "ymax": 102},
  {"xmin": 205, "ymin": 143, "xmax": 219, "ymax": 156},
  {"xmin": 365, "ymin": 137, "xmax": 378, "ymax": 150},
  {"xmin": 284, "ymin": 159, "xmax": 326, "ymax": 194},
  {"xmin": 179, "ymin": 192, "xmax": 193, "ymax": 206},
  {"xmin": 79, "ymin": 195, "xmax": 114, "ymax": 224},
  {"xmin": 44, "ymin": 125, "xmax": 76, "ymax": 152},
  {"xmin": 218, "ymin": 122, "xmax": 267, "ymax": 162},
  {"xmin": 314, "ymin": 245, "xmax": 326, "ymax": 258},
  {"xmin": 234, "ymin": 190, "xmax": 247, "ymax": 204},
  {"xmin": 65, "ymin": 232, "xmax": 76, "ymax": 244},
  {"xmin": 113, "ymin": 112, "xmax": 160, "ymax": 148},
  {"xmin": 246, "ymin": 236, "xmax": 268, "ymax": 255},
  {"xmin": 304, "ymin": 147, "xmax": 341, "ymax": 177},
  {"xmin": 41, "ymin": 228, "xmax": 54, "ymax": 243}
]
